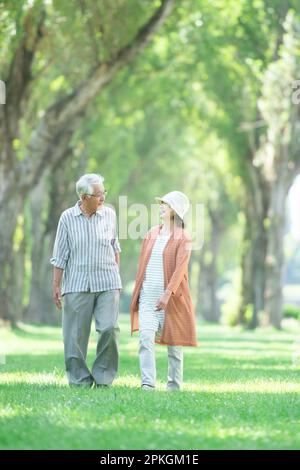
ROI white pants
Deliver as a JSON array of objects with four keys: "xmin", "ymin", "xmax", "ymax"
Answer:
[{"xmin": 139, "ymin": 329, "xmax": 183, "ymax": 390}]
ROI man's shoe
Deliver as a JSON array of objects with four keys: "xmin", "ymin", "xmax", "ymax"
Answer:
[
  {"xmin": 69, "ymin": 382, "xmax": 93, "ymax": 388},
  {"xmin": 141, "ymin": 384, "xmax": 155, "ymax": 391},
  {"xmin": 166, "ymin": 385, "xmax": 180, "ymax": 391}
]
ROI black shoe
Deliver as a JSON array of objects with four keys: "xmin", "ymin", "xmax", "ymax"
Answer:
[{"xmin": 69, "ymin": 382, "xmax": 93, "ymax": 388}]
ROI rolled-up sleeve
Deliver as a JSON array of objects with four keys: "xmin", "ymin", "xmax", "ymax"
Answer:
[{"xmin": 50, "ymin": 216, "xmax": 70, "ymax": 269}]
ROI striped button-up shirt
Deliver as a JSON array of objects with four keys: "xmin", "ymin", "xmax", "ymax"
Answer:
[{"xmin": 50, "ymin": 201, "xmax": 122, "ymax": 295}]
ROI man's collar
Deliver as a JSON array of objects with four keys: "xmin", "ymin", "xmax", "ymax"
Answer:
[
  {"xmin": 73, "ymin": 201, "xmax": 82, "ymax": 216},
  {"xmin": 73, "ymin": 200, "xmax": 104, "ymax": 217}
]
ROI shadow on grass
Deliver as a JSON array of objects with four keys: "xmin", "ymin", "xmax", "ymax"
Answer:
[
  {"xmin": 196, "ymin": 335, "xmax": 294, "ymax": 345},
  {"xmin": 11, "ymin": 322, "xmax": 295, "ymax": 345},
  {"xmin": 11, "ymin": 326, "xmax": 62, "ymax": 342},
  {"xmin": 1, "ymin": 351, "xmax": 298, "ymax": 388},
  {"xmin": 0, "ymin": 412, "xmax": 294, "ymax": 450},
  {"xmin": 0, "ymin": 382, "xmax": 299, "ymax": 450}
]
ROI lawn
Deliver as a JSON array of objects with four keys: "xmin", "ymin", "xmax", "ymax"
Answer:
[{"xmin": 0, "ymin": 314, "xmax": 300, "ymax": 450}]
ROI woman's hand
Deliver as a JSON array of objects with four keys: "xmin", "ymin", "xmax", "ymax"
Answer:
[{"xmin": 155, "ymin": 289, "xmax": 172, "ymax": 311}]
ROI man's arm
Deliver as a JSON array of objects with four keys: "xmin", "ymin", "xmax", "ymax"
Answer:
[
  {"xmin": 50, "ymin": 215, "xmax": 69, "ymax": 310},
  {"xmin": 53, "ymin": 267, "xmax": 64, "ymax": 310},
  {"xmin": 115, "ymin": 251, "xmax": 120, "ymax": 267}
]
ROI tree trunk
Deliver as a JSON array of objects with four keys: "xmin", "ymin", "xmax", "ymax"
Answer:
[
  {"xmin": 239, "ymin": 202, "xmax": 268, "ymax": 328},
  {"xmin": 264, "ymin": 174, "xmax": 291, "ymax": 328},
  {"xmin": 239, "ymin": 161, "xmax": 295, "ymax": 329},
  {"xmin": 12, "ymin": 217, "xmax": 27, "ymax": 325},
  {"xmin": 197, "ymin": 210, "xmax": 222, "ymax": 323},
  {"xmin": 24, "ymin": 174, "xmax": 55, "ymax": 324},
  {"xmin": 25, "ymin": 149, "xmax": 88, "ymax": 324},
  {"xmin": 0, "ymin": 196, "xmax": 24, "ymax": 325}
]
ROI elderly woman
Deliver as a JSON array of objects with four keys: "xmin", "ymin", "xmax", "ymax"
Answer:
[
  {"xmin": 130, "ymin": 191, "xmax": 197, "ymax": 391},
  {"xmin": 51, "ymin": 173, "xmax": 122, "ymax": 387}
]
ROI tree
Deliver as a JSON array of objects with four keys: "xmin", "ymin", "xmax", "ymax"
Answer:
[
  {"xmin": 0, "ymin": 0, "xmax": 174, "ymax": 323},
  {"xmin": 182, "ymin": 0, "xmax": 300, "ymax": 327}
]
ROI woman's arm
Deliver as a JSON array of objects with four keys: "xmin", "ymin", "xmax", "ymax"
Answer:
[{"xmin": 155, "ymin": 236, "xmax": 192, "ymax": 311}]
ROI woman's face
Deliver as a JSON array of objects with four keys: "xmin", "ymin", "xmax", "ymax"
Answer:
[{"xmin": 159, "ymin": 202, "xmax": 174, "ymax": 220}]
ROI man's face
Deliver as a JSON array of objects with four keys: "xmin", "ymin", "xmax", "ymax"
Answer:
[{"xmin": 84, "ymin": 183, "xmax": 106, "ymax": 211}]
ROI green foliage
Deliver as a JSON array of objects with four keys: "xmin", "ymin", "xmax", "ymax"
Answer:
[
  {"xmin": 283, "ymin": 304, "xmax": 300, "ymax": 320},
  {"xmin": 244, "ymin": 303, "xmax": 255, "ymax": 324},
  {"xmin": 220, "ymin": 275, "xmax": 242, "ymax": 327}
]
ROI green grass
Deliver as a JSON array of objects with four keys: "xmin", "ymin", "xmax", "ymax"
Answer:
[{"xmin": 0, "ymin": 314, "xmax": 300, "ymax": 450}]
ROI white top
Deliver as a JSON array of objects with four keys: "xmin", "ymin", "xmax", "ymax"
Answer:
[{"xmin": 138, "ymin": 232, "xmax": 170, "ymax": 331}]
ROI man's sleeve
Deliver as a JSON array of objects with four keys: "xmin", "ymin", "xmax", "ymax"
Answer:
[
  {"xmin": 111, "ymin": 213, "xmax": 121, "ymax": 253},
  {"xmin": 50, "ymin": 216, "xmax": 70, "ymax": 269}
]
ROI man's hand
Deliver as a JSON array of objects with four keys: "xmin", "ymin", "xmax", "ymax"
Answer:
[
  {"xmin": 155, "ymin": 289, "xmax": 172, "ymax": 311},
  {"xmin": 52, "ymin": 267, "xmax": 64, "ymax": 309},
  {"xmin": 53, "ymin": 284, "xmax": 62, "ymax": 310}
]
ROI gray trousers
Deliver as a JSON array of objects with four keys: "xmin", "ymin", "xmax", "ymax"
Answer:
[
  {"xmin": 62, "ymin": 290, "xmax": 120, "ymax": 386},
  {"xmin": 139, "ymin": 329, "xmax": 183, "ymax": 390}
]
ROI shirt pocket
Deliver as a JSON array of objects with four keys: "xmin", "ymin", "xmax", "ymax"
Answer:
[{"xmin": 97, "ymin": 225, "xmax": 113, "ymax": 242}]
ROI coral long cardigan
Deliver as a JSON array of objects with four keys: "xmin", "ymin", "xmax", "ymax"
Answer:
[{"xmin": 130, "ymin": 224, "xmax": 197, "ymax": 347}]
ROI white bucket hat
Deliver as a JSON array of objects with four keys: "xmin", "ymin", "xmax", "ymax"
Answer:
[{"xmin": 155, "ymin": 191, "xmax": 190, "ymax": 220}]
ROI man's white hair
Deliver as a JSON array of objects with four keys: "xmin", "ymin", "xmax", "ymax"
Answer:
[{"xmin": 76, "ymin": 173, "xmax": 104, "ymax": 199}]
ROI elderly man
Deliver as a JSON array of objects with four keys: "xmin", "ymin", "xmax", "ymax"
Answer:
[{"xmin": 50, "ymin": 173, "xmax": 122, "ymax": 387}]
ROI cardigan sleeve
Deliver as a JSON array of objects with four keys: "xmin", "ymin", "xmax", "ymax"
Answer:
[
  {"xmin": 165, "ymin": 236, "xmax": 192, "ymax": 296},
  {"xmin": 133, "ymin": 228, "xmax": 152, "ymax": 281}
]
